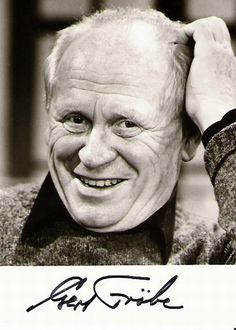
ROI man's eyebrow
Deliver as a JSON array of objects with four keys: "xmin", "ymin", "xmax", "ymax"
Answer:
[
  {"xmin": 109, "ymin": 103, "xmax": 154, "ymax": 124},
  {"xmin": 53, "ymin": 99, "xmax": 90, "ymax": 115}
]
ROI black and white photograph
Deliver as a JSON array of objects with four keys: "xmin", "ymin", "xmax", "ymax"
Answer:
[{"xmin": 0, "ymin": 0, "xmax": 235, "ymax": 329}]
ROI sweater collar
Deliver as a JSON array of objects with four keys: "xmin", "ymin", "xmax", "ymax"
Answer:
[{"xmin": 23, "ymin": 172, "xmax": 177, "ymax": 264}]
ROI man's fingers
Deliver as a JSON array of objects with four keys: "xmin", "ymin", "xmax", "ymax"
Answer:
[
  {"xmin": 175, "ymin": 17, "xmax": 232, "ymax": 49},
  {"xmin": 175, "ymin": 18, "xmax": 215, "ymax": 45},
  {"xmin": 185, "ymin": 17, "xmax": 230, "ymax": 43}
]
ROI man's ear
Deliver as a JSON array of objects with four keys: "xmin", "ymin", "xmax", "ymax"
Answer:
[{"xmin": 182, "ymin": 113, "xmax": 201, "ymax": 162}]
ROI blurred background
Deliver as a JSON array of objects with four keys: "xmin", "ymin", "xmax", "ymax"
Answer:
[{"xmin": 0, "ymin": 0, "xmax": 236, "ymax": 220}]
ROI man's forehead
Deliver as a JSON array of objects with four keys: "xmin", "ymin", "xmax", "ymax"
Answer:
[{"xmin": 57, "ymin": 20, "xmax": 169, "ymax": 79}]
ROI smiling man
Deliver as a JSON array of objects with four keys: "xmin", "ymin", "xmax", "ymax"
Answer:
[
  {"xmin": 1, "ymin": 9, "xmax": 236, "ymax": 265},
  {"xmin": 47, "ymin": 14, "xmax": 191, "ymax": 233}
]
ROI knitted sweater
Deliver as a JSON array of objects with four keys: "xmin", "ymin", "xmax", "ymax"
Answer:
[{"xmin": 0, "ymin": 123, "xmax": 235, "ymax": 265}]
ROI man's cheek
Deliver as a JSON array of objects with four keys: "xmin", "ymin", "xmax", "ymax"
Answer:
[
  {"xmin": 49, "ymin": 133, "xmax": 85, "ymax": 161},
  {"xmin": 48, "ymin": 126, "xmax": 65, "ymax": 154}
]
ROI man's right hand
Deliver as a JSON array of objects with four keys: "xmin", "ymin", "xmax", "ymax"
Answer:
[{"xmin": 177, "ymin": 17, "xmax": 236, "ymax": 134}]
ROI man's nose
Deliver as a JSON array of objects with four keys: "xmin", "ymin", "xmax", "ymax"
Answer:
[{"xmin": 78, "ymin": 128, "xmax": 117, "ymax": 169}]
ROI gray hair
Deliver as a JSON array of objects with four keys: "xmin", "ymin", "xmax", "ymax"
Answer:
[{"xmin": 44, "ymin": 8, "xmax": 193, "ymax": 118}]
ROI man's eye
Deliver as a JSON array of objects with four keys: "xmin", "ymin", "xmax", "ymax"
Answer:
[
  {"xmin": 119, "ymin": 120, "xmax": 137, "ymax": 128},
  {"xmin": 113, "ymin": 119, "xmax": 142, "ymax": 137},
  {"xmin": 63, "ymin": 114, "xmax": 90, "ymax": 133},
  {"xmin": 67, "ymin": 114, "xmax": 87, "ymax": 124}
]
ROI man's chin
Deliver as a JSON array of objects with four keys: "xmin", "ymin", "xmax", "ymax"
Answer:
[
  {"xmin": 80, "ymin": 222, "xmax": 132, "ymax": 233},
  {"xmin": 69, "ymin": 209, "xmax": 127, "ymax": 232},
  {"xmin": 64, "ymin": 192, "xmax": 166, "ymax": 233},
  {"xmin": 69, "ymin": 207, "xmax": 151, "ymax": 233}
]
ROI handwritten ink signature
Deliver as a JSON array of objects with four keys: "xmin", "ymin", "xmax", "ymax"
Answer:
[{"xmin": 26, "ymin": 274, "xmax": 183, "ymax": 312}]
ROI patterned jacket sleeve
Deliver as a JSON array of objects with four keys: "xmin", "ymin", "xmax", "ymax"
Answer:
[{"xmin": 204, "ymin": 122, "xmax": 236, "ymax": 255}]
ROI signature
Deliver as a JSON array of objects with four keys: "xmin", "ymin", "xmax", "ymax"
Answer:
[{"xmin": 26, "ymin": 274, "xmax": 183, "ymax": 312}]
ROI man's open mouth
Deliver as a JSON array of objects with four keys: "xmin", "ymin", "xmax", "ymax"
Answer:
[{"xmin": 77, "ymin": 175, "xmax": 125, "ymax": 188}]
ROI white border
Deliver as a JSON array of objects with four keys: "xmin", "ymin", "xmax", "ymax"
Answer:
[{"xmin": 0, "ymin": 265, "xmax": 235, "ymax": 330}]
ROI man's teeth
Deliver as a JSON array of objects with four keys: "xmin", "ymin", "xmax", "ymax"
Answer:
[{"xmin": 79, "ymin": 176, "xmax": 122, "ymax": 187}]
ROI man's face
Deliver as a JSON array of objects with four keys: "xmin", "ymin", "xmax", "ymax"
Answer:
[{"xmin": 48, "ymin": 22, "xmax": 184, "ymax": 232}]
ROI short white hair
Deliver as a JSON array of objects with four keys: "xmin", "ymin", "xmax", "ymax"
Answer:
[{"xmin": 44, "ymin": 8, "xmax": 192, "ymax": 119}]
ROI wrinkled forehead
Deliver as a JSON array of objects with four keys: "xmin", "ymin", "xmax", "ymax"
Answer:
[{"xmin": 57, "ymin": 20, "xmax": 171, "ymax": 82}]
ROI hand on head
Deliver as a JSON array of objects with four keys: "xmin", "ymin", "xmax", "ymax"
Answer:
[{"xmin": 177, "ymin": 17, "xmax": 236, "ymax": 133}]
